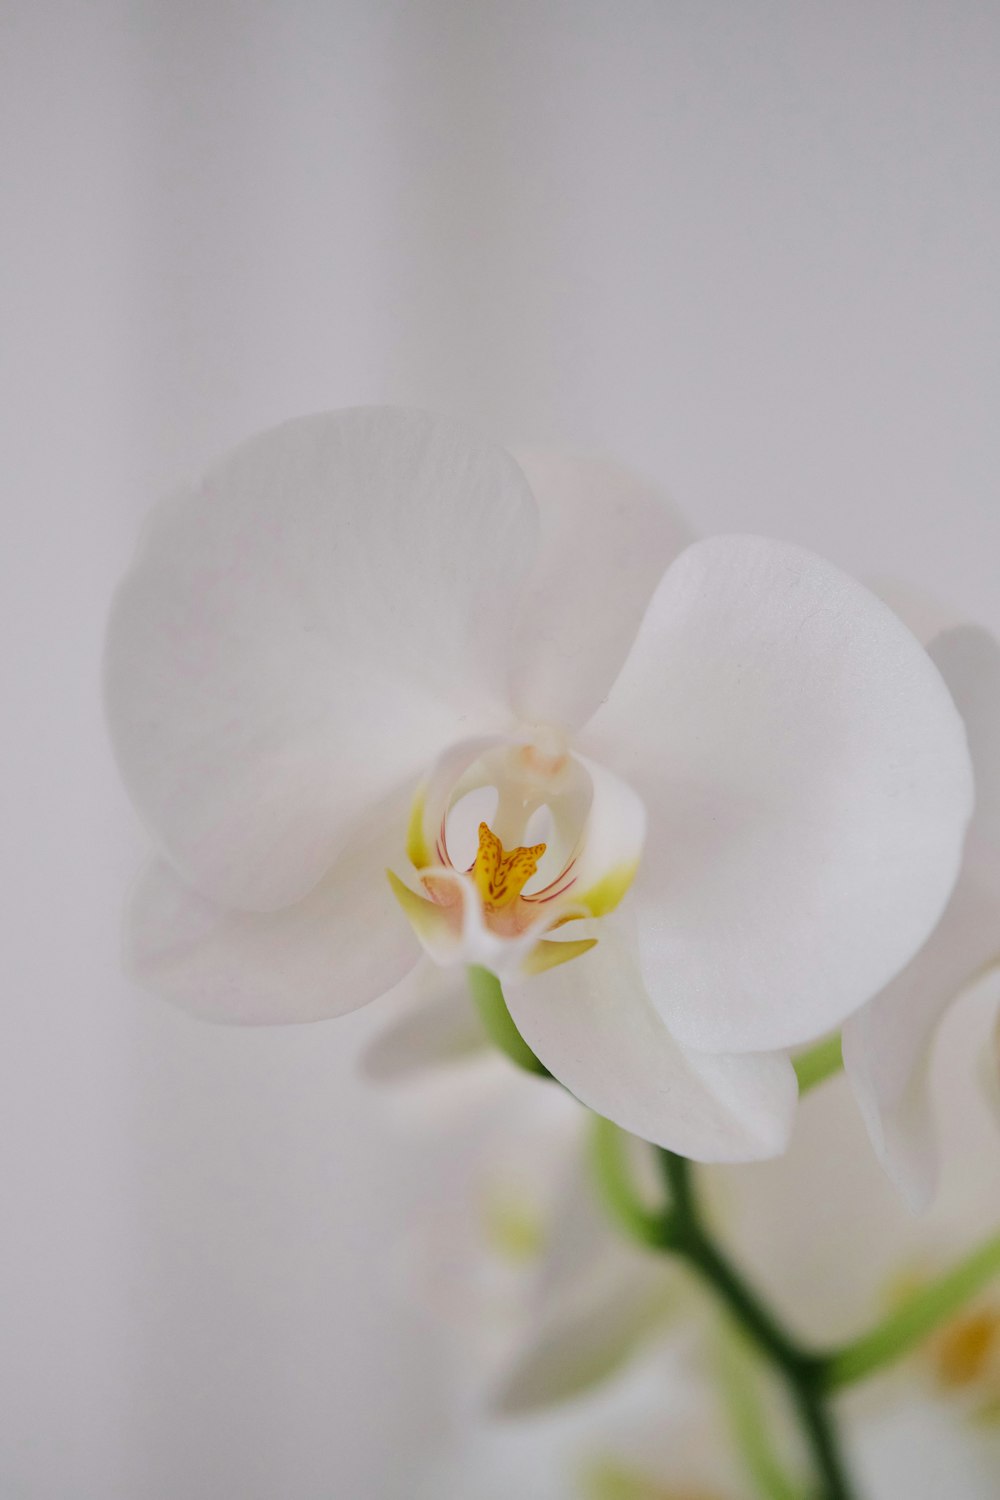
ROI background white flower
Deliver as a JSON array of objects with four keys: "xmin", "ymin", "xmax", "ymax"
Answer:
[
  {"xmin": 362, "ymin": 999, "xmax": 683, "ymax": 1417},
  {"xmin": 408, "ymin": 989, "xmax": 1000, "ymax": 1500},
  {"xmin": 843, "ymin": 627, "xmax": 1000, "ymax": 1208}
]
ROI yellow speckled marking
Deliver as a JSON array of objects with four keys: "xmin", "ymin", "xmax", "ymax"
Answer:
[{"xmin": 470, "ymin": 823, "xmax": 546, "ymax": 910}]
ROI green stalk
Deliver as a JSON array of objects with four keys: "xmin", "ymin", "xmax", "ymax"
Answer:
[
  {"xmin": 467, "ymin": 965, "xmax": 550, "ymax": 1076},
  {"xmin": 588, "ymin": 1114, "xmax": 667, "ymax": 1247},
  {"xmin": 793, "ymin": 1033, "xmax": 844, "ymax": 1095},
  {"xmin": 715, "ymin": 1328, "xmax": 806, "ymax": 1500},
  {"xmin": 658, "ymin": 1152, "xmax": 854, "ymax": 1500},
  {"xmin": 826, "ymin": 1231, "xmax": 1000, "ymax": 1389}
]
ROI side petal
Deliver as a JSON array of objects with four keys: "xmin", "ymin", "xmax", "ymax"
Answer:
[
  {"xmin": 582, "ymin": 536, "xmax": 974, "ymax": 1054},
  {"xmin": 126, "ymin": 787, "xmax": 420, "ymax": 1024},
  {"xmin": 493, "ymin": 1255, "xmax": 676, "ymax": 1416},
  {"xmin": 503, "ymin": 921, "xmax": 798, "ymax": 1163},
  {"xmin": 360, "ymin": 962, "xmax": 490, "ymax": 1081},
  {"xmin": 843, "ymin": 627, "xmax": 1000, "ymax": 1206},
  {"xmin": 508, "ymin": 451, "xmax": 692, "ymax": 731},
  {"xmin": 105, "ymin": 409, "xmax": 538, "ymax": 911}
]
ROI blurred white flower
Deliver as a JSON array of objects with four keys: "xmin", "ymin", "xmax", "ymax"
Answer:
[
  {"xmin": 414, "ymin": 1345, "xmax": 746, "ymax": 1500},
  {"xmin": 715, "ymin": 984, "xmax": 1000, "ymax": 1432},
  {"xmin": 843, "ymin": 627, "xmax": 1000, "ymax": 1207},
  {"xmin": 415, "ymin": 1333, "xmax": 1000, "ymax": 1500},
  {"xmin": 411, "ymin": 994, "xmax": 1000, "ymax": 1500},
  {"xmin": 106, "ymin": 408, "xmax": 972, "ymax": 1160},
  {"xmin": 369, "ymin": 1035, "xmax": 682, "ymax": 1417}
]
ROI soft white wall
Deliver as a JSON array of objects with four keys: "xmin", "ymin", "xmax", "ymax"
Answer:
[{"xmin": 2, "ymin": 3, "xmax": 999, "ymax": 1497}]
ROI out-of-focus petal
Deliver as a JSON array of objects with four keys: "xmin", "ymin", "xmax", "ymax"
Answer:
[
  {"xmin": 508, "ymin": 451, "xmax": 692, "ymax": 731},
  {"xmin": 843, "ymin": 628, "xmax": 1000, "ymax": 1206},
  {"xmin": 852, "ymin": 1395, "xmax": 1000, "ymax": 1500},
  {"xmin": 582, "ymin": 536, "xmax": 973, "ymax": 1054},
  {"xmin": 504, "ymin": 919, "xmax": 798, "ymax": 1162},
  {"xmin": 360, "ymin": 963, "xmax": 489, "ymax": 1081},
  {"xmin": 126, "ymin": 785, "xmax": 420, "ymax": 1023},
  {"xmin": 493, "ymin": 1254, "xmax": 676, "ymax": 1416},
  {"xmin": 105, "ymin": 409, "xmax": 538, "ymax": 911}
]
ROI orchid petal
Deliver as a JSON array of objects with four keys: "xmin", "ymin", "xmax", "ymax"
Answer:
[
  {"xmin": 843, "ymin": 627, "xmax": 1000, "ymax": 1207},
  {"xmin": 568, "ymin": 754, "xmax": 646, "ymax": 917},
  {"xmin": 504, "ymin": 920, "xmax": 798, "ymax": 1162},
  {"xmin": 125, "ymin": 786, "xmax": 420, "ymax": 1023},
  {"xmin": 493, "ymin": 1255, "xmax": 676, "ymax": 1415},
  {"xmin": 583, "ymin": 536, "xmax": 974, "ymax": 1054},
  {"xmin": 509, "ymin": 451, "xmax": 692, "ymax": 731},
  {"xmin": 360, "ymin": 963, "xmax": 489, "ymax": 1081},
  {"xmin": 105, "ymin": 409, "xmax": 538, "ymax": 911}
]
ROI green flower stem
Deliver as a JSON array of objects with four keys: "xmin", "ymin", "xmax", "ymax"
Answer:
[
  {"xmin": 657, "ymin": 1151, "xmax": 854, "ymax": 1500},
  {"xmin": 716, "ymin": 1328, "xmax": 807, "ymax": 1500},
  {"xmin": 793, "ymin": 1033, "xmax": 844, "ymax": 1095},
  {"xmin": 825, "ymin": 1230, "xmax": 1000, "ymax": 1390},
  {"xmin": 588, "ymin": 1115, "xmax": 667, "ymax": 1247},
  {"xmin": 658, "ymin": 1153, "xmax": 808, "ymax": 1373},
  {"xmin": 467, "ymin": 966, "xmax": 551, "ymax": 1077}
]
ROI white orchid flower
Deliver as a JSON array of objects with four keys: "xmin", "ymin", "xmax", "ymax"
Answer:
[
  {"xmin": 843, "ymin": 626, "xmax": 1000, "ymax": 1209},
  {"xmin": 106, "ymin": 407, "xmax": 973, "ymax": 1162}
]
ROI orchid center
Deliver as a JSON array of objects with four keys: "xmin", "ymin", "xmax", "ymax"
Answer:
[
  {"xmin": 930, "ymin": 1304, "xmax": 1000, "ymax": 1396},
  {"xmin": 470, "ymin": 822, "xmax": 547, "ymax": 910},
  {"xmin": 387, "ymin": 735, "xmax": 647, "ymax": 976}
]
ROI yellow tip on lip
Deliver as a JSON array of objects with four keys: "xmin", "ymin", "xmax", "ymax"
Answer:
[
  {"xmin": 578, "ymin": 860, "xmax": 640, "ymax": 918},
  {"xmin": 386, "ymin": 868, "xmax": 445, "ymax": 940},
  {"xmin": 522, "ymin": 936, "xmax": 598, "ymax": 976},
  {"xmin": 405, "ymin": 788, "xmax": 432, "ymax": 869}
]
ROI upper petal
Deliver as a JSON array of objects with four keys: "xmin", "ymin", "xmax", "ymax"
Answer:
[
  {"xmin": 125, "ymin": 783, "xmax": 421, "ymax": 1023},
  {"xmin": 105, "ymin": 409, "xmax": 538, "ymax": 911},
  {"xmin": 843, "ymin": 627, "xmax": 1000, "ymax": 1206},
  {"xmin": 582, "ymin": 536, "xmax": 974, "ymax": 1054},
  {"xmin": 503, "ymin": 919, "xmax": 798, "ymax": 1162},
  {"xmin": 507, "ymin": 451, "xmax": 692, "ymax": 731}
]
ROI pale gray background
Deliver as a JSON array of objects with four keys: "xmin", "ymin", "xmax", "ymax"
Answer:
[{"xmin": 2, "ymin": 2, "xmax": 999, "ymax": 1496}]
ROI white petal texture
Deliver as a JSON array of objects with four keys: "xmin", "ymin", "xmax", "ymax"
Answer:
[
  {"xmin": 508, "ymin": 451, "xmax": 693, "ymax": 731},
  {"xmin": 843, "ymin": 627, "xmax": 1000, "ymax": 1207},
  {"xmin": 504, "ymin": 918, "xmax": 798, "ymax": 1161},
  {"xmin": 126, "ymin": 784, "xmax": 420, "ymax": 1023},
  {"xmin": 105, "ymin": 409, "xmax": 538, "ymax": 911},
  {"xmin": 581, "ymin": 536, "xmax": 974, "ymax": 1054}
]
